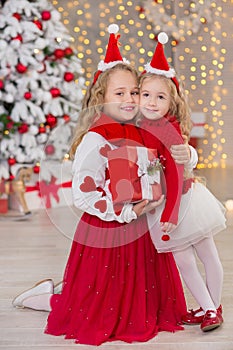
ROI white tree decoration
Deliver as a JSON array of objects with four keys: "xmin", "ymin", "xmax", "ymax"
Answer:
[
  {"xmin": 0, "ymin": 0, "xmax": 85, "ymax": 180},
  {"xmin": 143, "ymin": 0, "xmax": 213, "ymax": 40}
]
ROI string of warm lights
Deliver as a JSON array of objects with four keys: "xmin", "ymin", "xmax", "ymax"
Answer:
[{"xmin": 52, "ymin": 0, "xmax": 230, "ymax": 169}]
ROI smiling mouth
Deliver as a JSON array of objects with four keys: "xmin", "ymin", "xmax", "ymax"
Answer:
[{"xmin": 121, "ymin": 106, "xmax": 135, "ymax": 111}]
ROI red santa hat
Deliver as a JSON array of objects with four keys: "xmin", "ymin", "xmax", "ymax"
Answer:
[
  {"xmin": 93, "ymin": 24, "xmax": 129, "ymax": 84},
  {"xmin": 143, "ymin": 32, "xmax": 179, "ymax": 91}
]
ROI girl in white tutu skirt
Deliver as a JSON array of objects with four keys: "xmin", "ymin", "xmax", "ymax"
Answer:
[{"xmin": 138, "ymin": 32, "xmax": 226, "ymax": 333}]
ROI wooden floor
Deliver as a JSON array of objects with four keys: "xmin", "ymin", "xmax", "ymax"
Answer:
[{"xmin": 0, "ymin": 168, "xmax": 233, "ymax": 350}]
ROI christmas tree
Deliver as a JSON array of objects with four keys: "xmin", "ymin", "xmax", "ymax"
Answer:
[{"xmin": 0, "ymin": 0, "xmax": 85, "ymax": 181}]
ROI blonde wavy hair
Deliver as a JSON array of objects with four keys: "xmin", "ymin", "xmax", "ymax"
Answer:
[
  {"xmin": 69, "ymin": 63, "xmax": 139, "ymax": 158},
  {"xmin": 138, "ymin": 73, "xmax": 193, "ymax": 138}
]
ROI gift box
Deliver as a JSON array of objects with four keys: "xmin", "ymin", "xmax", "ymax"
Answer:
[
  {"xmin": 9, "ymin": 161, "xmax": 73, "ymax": 212},
  {"xmin": 0, "ymin": 195, "xmax": 8, "ymax": 213},
  {"xmin": 108, "ymin": 146, "xmax": 163, "ymax": 204},
  {"xmin": 0, "ymin": 180, "xmax": 8, "ymax": 213},
  {"xmin": 191, "ymin": 112, "xmax": 206, "ymax": 138}
]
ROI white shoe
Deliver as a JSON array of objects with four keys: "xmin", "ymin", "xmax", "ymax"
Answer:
[{"xmin": 12, "ymin": 279, "xmax": 54, "ymax": 308}]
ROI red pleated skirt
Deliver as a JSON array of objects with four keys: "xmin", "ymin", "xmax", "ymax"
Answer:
[{"xmin": 45, "ymin": 212, "xmax": 186, "ymax": 345}]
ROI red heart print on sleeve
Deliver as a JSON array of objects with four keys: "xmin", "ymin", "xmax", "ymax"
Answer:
[
  {"xmin": 99, "ymin": 144, "xmax": 111, "ymax": 157},
  {"xmin": 94, "ymin": 199, "xmax": 107, "ymax": 213},
  {"xmin": 80, "ymin": 176, "xmax": 96, "ymax": 192}
]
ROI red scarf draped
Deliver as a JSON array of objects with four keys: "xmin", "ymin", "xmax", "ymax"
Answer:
[{"xmin": 89, "ymin": 113, "xmax": 144, "ymax": 147}]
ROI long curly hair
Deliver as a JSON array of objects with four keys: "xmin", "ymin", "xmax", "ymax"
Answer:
[
  {"xmin": 138, "ymin": 73, "xmax": 193, "ymax": 138},
  {"xmin": 69, "ymin": 63, "xmax": 139, "ymax": 158}
]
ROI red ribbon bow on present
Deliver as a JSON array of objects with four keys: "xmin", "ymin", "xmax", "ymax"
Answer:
[{"xmin": 26, "ymin": 176, "xmax": 72, "ymax": 208}]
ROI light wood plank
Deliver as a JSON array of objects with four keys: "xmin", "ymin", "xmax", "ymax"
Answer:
[{"xmin": 0, "ymin": 168, "xmax": 233, "ymax": 349}]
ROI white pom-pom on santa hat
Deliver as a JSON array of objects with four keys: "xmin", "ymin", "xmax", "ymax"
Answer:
[
  {"xmin": 143, "ymin": 31, "xmax": 180, "ymax": 91},
  {"xmin": 108, "ymin": 24, "xmax": 119, "ymax": 34},
  {"xmin": 93, "ymin": 23, "xmax": 129, "ymax": 84},
  {"xmin": 158, "ymin": 32, "xmax": 168, "ymax": 45}
]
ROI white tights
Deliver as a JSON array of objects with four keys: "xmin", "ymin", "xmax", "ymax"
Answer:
[{"xmin": 173, "ymin": 236, "xmax": 223, "ymax": 312}]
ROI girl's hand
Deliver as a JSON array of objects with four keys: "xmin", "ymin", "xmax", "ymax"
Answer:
[
  {"xmin": 170, "ymin": 135, "xmax": 191, "ymax": 164},
  {"xmin": 160, "ymin": 222, "xmax": 177, "ymax": 232},
  {"xmin": 133, "ymin": 195, "xmax": 164, "ymax": 217}
]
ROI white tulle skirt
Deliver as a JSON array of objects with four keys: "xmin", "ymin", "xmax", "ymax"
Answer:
[{"xmin": 147, "ymin": 182, "xmax": 227, "ymax": 253}]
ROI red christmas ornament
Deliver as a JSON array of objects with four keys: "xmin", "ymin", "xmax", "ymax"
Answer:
[
  {"xmin": 16, "ymin": 63, "xmax": 28, "ymax": 74},
  {"xmin": 12, "ymin": 34, "xmax": 23, "ymax": 42},
  {"xmin": 0, "ymin": 79, "xmax": 4, "ymax": 90},
  {"xmin": 24, "ymin": 91, "xmax": 32, "ymax": 100},
  {"xmin": 63, "ymin": 114, "xmax": 70, "ymax": 123},
  {"xmin": 139, "ymin": 6, "xmax": 145, "ymax": 13},
  {"xmin": 50, "ymin": 87, "xmax": 61, "ymax": 98},
  {"xmin": 45, "ymin": 144, "xmax": 55, "ymax": 155},
  {"xmin": 46, "ymin": 114, "xmax": 57, "ymax": 128},
  {"xmin": 6, "ymin": 121, "xmax": 14, "ymax": 129},
  {"xmin": 41, "ymin": 10, "xmax": 51, "ymax": 21},
  {"xmin": 54, "ymin": 49, "xmax": 65, "ymax": 59},
  {"xmin": 39, "ymin": 124, "xmax": 46, "ymax": 133},
  {"xmin": 8, "ymin": 157, "xmax": 16, "ymax": 166},
  {"xmin": 13, "ymin": 13, "xmax": 21, "ymax": 21},
  {"xmin": 162, "ymin": 234, "xmax": 170, "ymax": 242},
  {"xmin": 33, "ymin": 164, "xmax": 40, "ymax": 174},
  {"xmin": 18, "ymin": 123, "xmax": 28, "ymax": 134},
  {"xmin": 9, "ymin": 174, "xmax": 15, "ymax": 180},
  {"xmin": 64, "ymin": 47, "xmax": 73, "ymax": 57},
  {"xmin": 64, "ymin": 72, "xmax": 74, "ymax": 82},
  {"xmin": 33, "ymin": 19, "xmax": 43, "ymax": 30}
]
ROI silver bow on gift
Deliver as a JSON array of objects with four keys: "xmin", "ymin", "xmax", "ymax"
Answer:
[{"xmin": 136, "ymin": 147, "xmax": 161, "ymax": 200}]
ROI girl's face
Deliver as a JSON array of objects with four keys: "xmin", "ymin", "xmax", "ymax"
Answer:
[
  {"xmin": 103, "ymin": 69, "xmax": 139, "ymax": 123},
  {"xmin": 139, "ymin": 76, "xmax": 171, "ymax": 120}
]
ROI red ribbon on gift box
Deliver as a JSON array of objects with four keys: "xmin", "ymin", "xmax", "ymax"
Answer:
[
  {"xmin": 26, "ymin": 177, "xmax": 72, "ymax": 208},
  {"xmin": 108, "ymin": 146, "xmax": 163, "ymax": 204}
]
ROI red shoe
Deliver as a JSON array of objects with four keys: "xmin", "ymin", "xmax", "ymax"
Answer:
[
  {"xmin": 182, "ymin": 305, "xmax": 223, "ymax": 325},
  {"xmin": 201, "ymin": 310, "xmax": 222, "ymax": 332},
  {"xmin": 217, "ymin": 305, "xmax": 224, "ymax": 323},
  {"xmin": 182, "ymin": 307, "xmax": 204, "ymax": 325}
]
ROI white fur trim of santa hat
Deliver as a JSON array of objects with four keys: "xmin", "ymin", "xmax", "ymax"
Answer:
[
  {"xmin": 97, "ymin": 57, "xmax": 130, "ymax": 72},
  {"xmin": 144, "ymin": 63, "xmax": 176, "ymax": 78}
]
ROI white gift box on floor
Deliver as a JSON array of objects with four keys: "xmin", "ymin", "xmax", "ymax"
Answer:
[
  {"xmin": 191, "ymin": 112, "xmax": 206, "ymax": 138},
  {"xmin": 9, "ymin": 161, "xmax": 73, "ymax": 212}
]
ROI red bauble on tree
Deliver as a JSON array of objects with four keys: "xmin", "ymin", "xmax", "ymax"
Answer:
[
  {"xmin": 16, "ymin": 63, "xmax": 28, "ymax": 74},
  {"xmin": 54, "ymin": 49, "xmax": 64, "ymax": 59},
  {"xmin": 13, "ymin": 13, "xmax": 21, "ymax": 21},
  {"xmin": 24, "ymin": 91, "xmax": 32, "ymax": 100},
  {"xmin": 33, "ymin": 164, "xmax": 40, "ymax": 174},
  {"xmin": 38, "ymin": 124, "xmax": 46, "ymax": 133},
  {"xmin": 9, "ymin": 174, "xmax": 15, "ymax": 181},
  {"xmin": 50, "ymin": 87, "xmax": 61, "ymax": 98},
  {"xmin": 46, "ymin": 114, "xmax": 57, "ymax": 128},
  {"xmin": 0, "ymin": 79, "xmax": 4, "ymax": 90},
  {"xmin": 45, "ymin": 144, "xmax": 55, "ymax": 155},
  {"xmin": 33, "ymin": 19, "xmax": 43, "ymax": 30},
  {"xmin": 6, "ymin": 120, "xmax": 14, "ymax": 130},
  {"xmin": 41, "ymin": 10, "xmax": 51, "ymax": 21},
  {"xmin": 8, "ymin": 157, "xmax": 16, "ymax": 166},
  {"xmin": 64, "ymin": 72, "xmax": 74, "ymax": 82},
  {"xmin": 63, "ymin": 114, "xmax": 71, "ymax": 123},
  {"xmin": 12, "ymin": 34, "xmax": 23, "ymax": 42},
  {"xmin": 18, "ymin": 123, "xmax": 28, "ymax": 134},
  {"xmin": 64, "ymin": 47, "xmax": 73, "ymax": 57}
]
